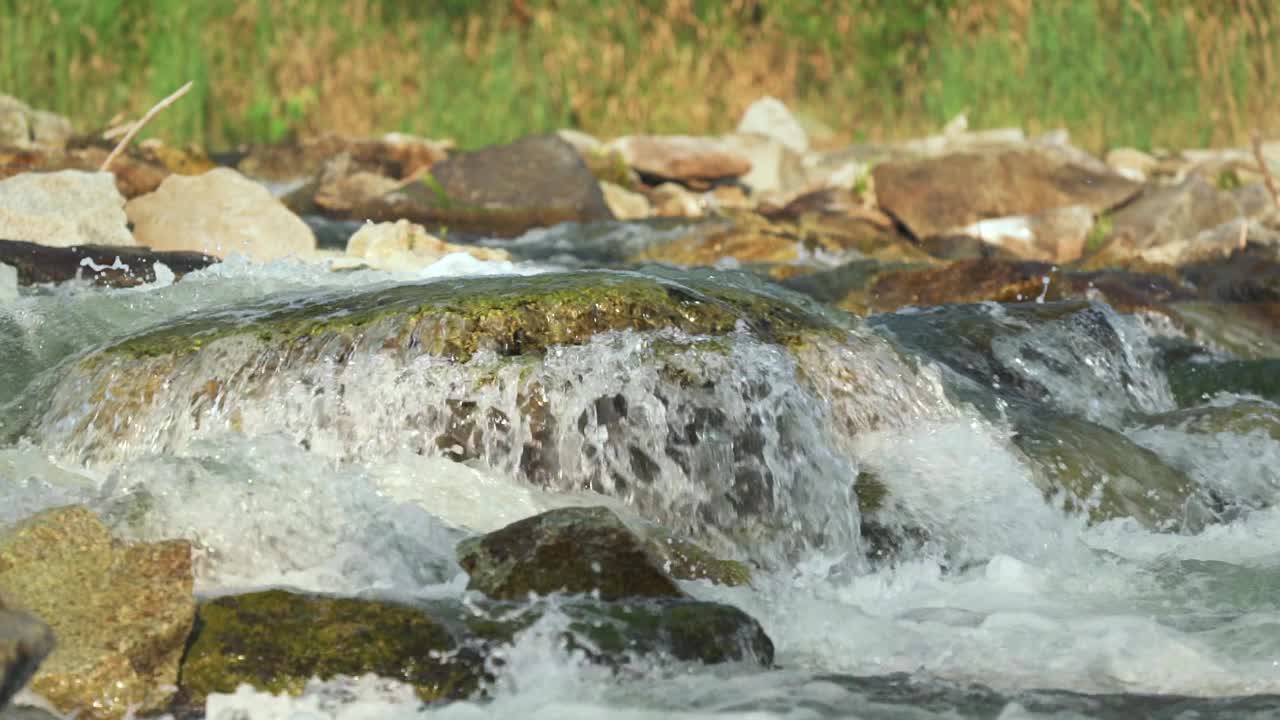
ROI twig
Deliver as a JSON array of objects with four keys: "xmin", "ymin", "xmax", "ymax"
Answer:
[
  {"xmin": 1251, "ymin": 131, "xmax": 1280, "ymax": 210},
  {"xmin": 99, "ymin": 81, "xmax": 193, "ymax": 172}
]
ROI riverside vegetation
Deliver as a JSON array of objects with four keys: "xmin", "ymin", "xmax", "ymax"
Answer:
[{"xmin": 1, "ymin": 0, "xmax": 1277, "ymax": 151}]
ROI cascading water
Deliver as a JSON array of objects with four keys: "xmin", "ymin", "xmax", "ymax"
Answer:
[{"xmin": 3, "ymin": 225, "xmax": 1280, "ymax": 719}]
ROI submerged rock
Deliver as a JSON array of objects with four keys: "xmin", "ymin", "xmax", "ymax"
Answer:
[
  {"xmin": 126, "ymin": 168, "xmax": 316, "ymax": 262},
  {"xmin": 872, "ymin": 149, "xmax": 1139, "ymax": 240},
  {"xmin": 457, "ymin": 506, "xmax": 685, "ymax": 600},
  {"xmin": 1165, "ymin": 357, "xmax": 1280, "ymax": 407},
  {"xmin": 0, "ymin": 605, "xmax": 53, "ymax": 710},
  {"xmin": 0, "ymin": 171, "xmax": 134, "ymax": 248},
  {"xmin": 178, "ymin": 588, "xmax": 772, "ymax": 709},
  {"xmin": 0, "ymin": 238, "xmax": 217, "ymax": 288},
  {"xmin": 0, "ymin": 506, "xmax": 194, "ymax": 720}
]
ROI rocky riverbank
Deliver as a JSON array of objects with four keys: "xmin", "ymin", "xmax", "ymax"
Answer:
[{"xmin": 1, "ymin": 92, "xmax": 1279, "ymax": 718}]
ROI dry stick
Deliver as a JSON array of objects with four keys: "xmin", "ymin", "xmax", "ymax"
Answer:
[
  {"xmin": 1252, "ymin": 131, "xmax": 1280, "ymax": 210},
  {"xmin": 99, "ymin": 81, "xmax": 194, "ymax": 172}
]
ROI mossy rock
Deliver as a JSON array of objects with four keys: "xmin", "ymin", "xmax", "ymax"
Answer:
[
  {"xmin": 177, "ymin": 590, "xmax": 483, "ymax": 709},
  {"xmin": 457, "ymin": 506, "xmax": 686, "ymax": 600},
  {"xmin": 99, "ymin": 270, "xmax": 838, "ymax": 365},
  {"xmin": 1010, "ymin": 410, "xmax": 1210, "ymax": 531},
  {"xmin": 1165, "ymin": 357, "xmax": 1280, "ymax": 407},
  {"xmin": 635, "ymin": 523, "xmax": 752, "ymax": 587},
  {"xmin": 177, "ymin": 589, "xmax": 773, "ymax": 711},
  {"xmin": 1136, "ymin": 400, "xmax": 1280, "ymax": 441}
]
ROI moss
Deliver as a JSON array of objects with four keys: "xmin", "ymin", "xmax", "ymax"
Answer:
[
  {"xmin": 1085, "ymin": 213, "xmax": 1114, "ymax": 254},
  {"xmin": 639, "ymin": 527, "xmax": 752, "ymax": 587},
  {"xmin": 99, "ymin": 271, "xmax": 833, "ymax": 366},
  {"xmin": 178, "ymin": 590, "xmax": 482, "ymax": 707}
]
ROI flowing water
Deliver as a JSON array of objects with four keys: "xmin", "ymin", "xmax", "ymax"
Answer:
[{"xmin": 3, "ymin": 222, "xmax": 1280, "ymax": 719}]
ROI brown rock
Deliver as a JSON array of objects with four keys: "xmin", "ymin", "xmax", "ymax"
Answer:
[
  {"xmin": 0, "ymin": 238, "xmax": 218, "ymax": 288},
  {"xmin": 238, "ymin": 133, "xmax": 448, "ymax": 182},
  {"xmin": 633, "ymin": 217, "xmax": 800, "ymax": 267},
  {"xmin": 872, "ymin": 149, "xmax": 1140, "ymax": 239},
  {"xmin": 0, "ymin": 506, "xmax": 194, "ymax": 720},
  {"xmin": 648, "ymin": 182, "xmax": 704, "ymax": 218},
  {"xmin": 610, "ymin": 135, "xmax": 752, "ymax": 182},
  {"xmin": 959, "ymin": 204, "xmax": 1094, "ymax": 263}
]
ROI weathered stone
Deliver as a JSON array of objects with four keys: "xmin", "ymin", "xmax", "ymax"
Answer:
[
  {"xmin": 633, "ymin": 217, "xmax": 800, "ymax": 267},
  {"xmin": 1104, "ymin": 175, "xmax": 1252, "ymax": 257},
  {"xmin": 719, "ymin": 132, "xmax": 805, "ymax": 196},
  {"xmin": 649, "ymin": 182, "xmax": 704, "ymax": 218},
  {"xmin": 958, "ymin": 204, "xmax": 1094, "ymax": 263},
  {"xmin": 1135, "ymin": 217, "xmax": 1268, "ymax": 267},
  {"xmin": 600, "ymin": 180, "xmax": 651, "ymax": 220},
  {"xmin": 0, "ymin": 506, "xmax": 194, "ymax": 719},
  {"xmin": 737, "ymin": 96, "xmax": 808, "ymax": 154},
  {"xmin": 0, "ymin": 238, "xmax": 217, "ymax": 288},
  {"xmin": 555, "ymin": 128, "xmax": 603, "ymax": 156},
  {"xmin": 872, "ymin": 149, "xmax": 1140, "ymax": 239},
  {"xmin": 340, "ymin": 219, "xmax": 510, "ymax": 272},
  {"xmin": 609, "ymin": 135, "xmax": 751, "ymax": 182},
  {"xmin": 456, "ymin": 506, "xmax": 686, "ymax": 600},
  {"xmin": 0, "ymin": 171, "xmax": 134, "ymax": 248},
  {"xmin": 314, "ymin": 169, "xmax": 401, "ymax": 214},
  {"xmin": 0, "ymin": 606, "xmax": 54, "ymax": 710},
  {"xmin": 0, "ymin": 96, "xmax": 70, "ymax": 151},
  {"xmin": 127, "ymin": 168, "xmax": 316, "ymax": 262},
  {"xmin": 1105, "ymin": 147, "xmax": 1158, "ymax": 182}
]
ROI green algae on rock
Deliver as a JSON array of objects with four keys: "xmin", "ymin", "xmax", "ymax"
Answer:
[
  {"xmin": 457, "ymin": 506, "xmax": 687, "ymax": 600},
  {"xmin": 177, "ymin": 588, "xmax": 774, "ymax": 709},
  {"xmin": 177, "ymin": 589, "xmax": 482, "ymax": 709},
  {"xmin": 97, "ymin": 270, "xmax": 838, "ymax": 364}
]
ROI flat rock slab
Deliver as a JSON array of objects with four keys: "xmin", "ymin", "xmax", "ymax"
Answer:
[
  {"xmin": 873, "ymin": 149, "xmax": 1140, "ymax": 239},
  {"xmin": 610, "ymin": 135, "xmax": 752, "ymax": 182},
  {"xmin": 0, "ymin": 239, "xmax": 218, "ymax": 287},
  {"xmin": 0, "ymin": 606, "xmax": 54, "ymax": 710},
  {"xmin": 0, "ymin": 506, "xmax": 194, "ymax": 720}
]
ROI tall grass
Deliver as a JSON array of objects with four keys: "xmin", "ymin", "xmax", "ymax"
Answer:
[{"xmin": 0, "ymin": 0, "xmax": 1275, "ymax": 152}]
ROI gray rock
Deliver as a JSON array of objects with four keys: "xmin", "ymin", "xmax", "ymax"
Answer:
[
  {"xmin": 0, "ymin": 705, "xmax": 62, "ymax": 720},
  {"xmin": 0, "ymin": 606, "xmax": 54, "ymax": 710},
  {"xmin": 720, "ymin": 132, "xmax": 806, "ymax": 196},
  {"xmin": 1109, "ymin": 174, "xmax": 1253, "ymax": 254},
  {"xmin": 0, "ymin": 263, "xmax": 14, "ymax": 302},
  {"xmin": 0, "ymin": 171, "xmax": 135, "ymax": 248}
]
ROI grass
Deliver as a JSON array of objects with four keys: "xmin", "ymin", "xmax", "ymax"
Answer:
[{"xmin": 0, "ymin": 0, "xmax": 1276, "ymax": 153}]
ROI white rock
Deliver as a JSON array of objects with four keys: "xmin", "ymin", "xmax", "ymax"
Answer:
[
  {"xmin": 600, "ymin": 181, "xmax": 651, "ymax": 220},
  {"xmin": 0, "ymin": 170, "xmax": 134, "ymax": 247},
  {"xmin": 961, "ymin": 205, "xmax": 1094, "ymax": 263},
  {"xmin": 0, "ymin": 262, "xmax": 16, "ymax": 302},
  {"xmin": 1106, "ymin": 147, "xmax": 1158, "ymax": 183},
  {"xmin": 0, "ymin": 95, "xmax": 72, "ymax": 149},
  {"xmin": 126, "ymin": 168, "xmax": 315, "ymax": 262},
  {"xmin": 719, "ymin": 133, "xmax": 805, "ymax": 195},
  {"xmin": 737, "ymin": 96, "xmax": 809, "ymax": 154},
  {"xmin": 344, "ymin": 219, "xmax": 509, "ymax": 272}
]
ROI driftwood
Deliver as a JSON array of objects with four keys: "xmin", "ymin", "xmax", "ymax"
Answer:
[{"xmin": 0, "ymin": 239, "xmax": 218, "ymax": 288}]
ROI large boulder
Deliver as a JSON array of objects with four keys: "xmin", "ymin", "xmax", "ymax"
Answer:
[
  {"xmin": 0, "ymin": 605, "xmax": 53, "ymax": 710},
  {"xmin": 0, "ymin": 506, "xmax": 194, "ymax": 720},
  {"xmin": 0, "ymin": 171, "xmax": 134, "ymax": 248},
  {"xmin": 872, "ymin": 149, "xmax": 1140, "ymax": 240},
  {"xmin": 608, "ymin": 135, "xmax": 751, "ymax": 183},
  {"xmin": 335, "ymin": 134, "xmax": 615, "ymax": 237},
  {"xmin": 126, "ymin": 168, "xmax": 316, "ymax": 262},
  {"xmin": 456, "ymin": 506, "xmax": 686, "ymax": 600},
  {"xmin": 177, "ymin": 588, "xmax": 772, "ymax": 709}
]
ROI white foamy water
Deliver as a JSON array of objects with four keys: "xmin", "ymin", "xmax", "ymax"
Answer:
[{"xmin": 3, "ymin": 254, "xmax": 1279, "ymax": 719}]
